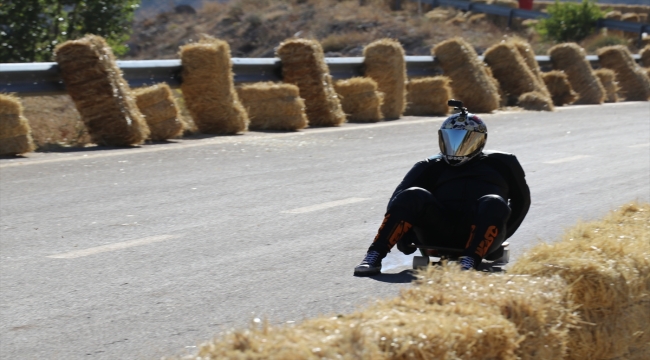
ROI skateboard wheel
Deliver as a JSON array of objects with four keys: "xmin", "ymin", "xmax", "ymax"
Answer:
[{"xmin": 413, "ymin": 255, "xmax": 430, "ymax": 269}]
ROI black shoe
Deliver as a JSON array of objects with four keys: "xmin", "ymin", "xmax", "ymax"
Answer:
[{"xmin": 354, "ymin": 250, "xmax": 383, "ymax": 276}]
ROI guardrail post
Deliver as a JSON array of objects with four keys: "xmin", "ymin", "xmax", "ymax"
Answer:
[{"xmin": 507, "ymin": 9, "xmax": 514, "ymax": 28}]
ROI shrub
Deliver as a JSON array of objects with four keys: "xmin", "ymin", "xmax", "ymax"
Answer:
[{"xmin": 536, "ymin": 0, "xmax": 604, "ymax": 43}]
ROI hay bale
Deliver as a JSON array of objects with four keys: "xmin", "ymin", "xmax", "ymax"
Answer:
[
  {"xmin": 133, "ymin": 83, "xmax": 185, "ymax": 141},
  {"xmin": 54, "ymin": 35, "xmax": 150, "ymax": 146},
  {"xmin": 511, "ymin": 203, "xmax": 650, "ymax": 360},
  {"xmin": 484, "ymin": 42, "xmax": 552, "ymax": 108},
  {"xmin": 641, "ymin": 46, "xmax": 650, "ymax": 68},
  {"xmin": 548, "ymin": 43, "xmax": 605, "ymax": 105},
  {"xmin": 518, "ymin": 91, "xmax": 554, "ymax": 111},
  {"xmin": 542, "ymin": 71, "xmax": 578, "ymax": 106},
  {"xmin": 432, "ymin": 37, "xmax": 501, "ymax": 113},
  {"xmin": 180, "ymin": 36, "xmax": 249, "ymax": 134},
  {"xmin": 594, "ymin": 68, "xmax": 620, "ymax": 103},
  {"xmin": 605, "ymin": 10, "xmax": 622, "ymax": 20},
  {"xmin": 598, "ymin": 45, "xmax": 650, "ymax": 101},
  {"xmin": 333, "ymin": 77, "xmax": 383, "ymax": 122},
  {"xmin": 508, "ymin": 39, "xmax": 548, "ymax": 95},
  {"xmin": 363, "ymin": 39, "xmax": 407, "ymax": 119},
  {"xmin": 0, "ymin": 94, "xmax": 35, "ymax": 155},
  {"xmin": 621, "ymin": 12, "xmax": 640, "ymax": 22},
  {"xmin": 404, "ymin": 76, "xmax": 452, "ymax": 116},
  {"xmin": 236, "ymin": 82, "xmax": 308, "ymax": 131},
  {"xmin": 276, "ymin": 39, "xmax": 345, "ymax": 127}
]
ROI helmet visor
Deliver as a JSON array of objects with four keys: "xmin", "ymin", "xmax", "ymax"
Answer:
[{"xmin": 438, "ymin": 129, "xmax": 486, "ymax": 157}]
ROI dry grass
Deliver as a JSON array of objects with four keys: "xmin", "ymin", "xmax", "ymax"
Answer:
[
  {"xmin": 180, "ymin": 201, "xmax": 650, "ymax": 360},
  {"xmin": 363, "ymin": 39, "xmax": 407, "ymax": 119},
  {"xmin": 433, "ymin": 37, "xmax": 501, "ymax": 113},
  {"xmin": 180, "ymin": 35, "xmax": 249, "ymax": 134},
  {"xmin": 333, "ymin": 77, "xmax": 383, "ymax": 123},
  {"xmin": 0, "ymin": 94, "xmax": 35, "ymax": 155},
  {"xmin": 594, "ymin": 69, "xmax": 620, "ymax": 103},
  {"xmin": 548, "ymin": 43, "xmax": 605, "ymax": 105},
  {"xmin": 404, "ymin": 76, "xmax": 452, "ymax": 116},
  {"xmin": 236, "ymin": 82, "xmax": 308, "ymax": 130},
  {"xmin": 511, "ymin": 202, "xmax": 650, "ymax": 360},
  {"xmin": 276, "ymin": 38, "xmax": 346, "ymax": 127},
  {"xmin": 542, "ymin": 71, "xmax": 578, "ymax": 106},
  {"xmin": 597, "ymin": 45, "xmax": 650, "ymax": 102},
  {"xmin": 54, "ymin": 35, "xmax": 150, "ymax": 146}
]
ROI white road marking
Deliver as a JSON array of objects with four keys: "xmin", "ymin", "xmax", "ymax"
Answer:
[
  {"xmin": 46, "ymin": 234, "xmax": 180, "ymax": 259},
  {"xmin": 544, "ymin": 155, "xmax": 590, "ymax": 164},
  {"xmin": 628, "ymin": 143, "xmax": 649, "ymax": 148},
  {"xmin": 282, "ymin": 197, "xmax": 370, "ymax": 214}
]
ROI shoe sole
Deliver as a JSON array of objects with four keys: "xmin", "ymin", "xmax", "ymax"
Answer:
[{"xmin": 354, "ymin": 268, "xmax": 381, "ymax": 276}]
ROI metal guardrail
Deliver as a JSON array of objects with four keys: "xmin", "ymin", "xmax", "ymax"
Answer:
[{"xmin": 0, "ymin": 54, "xmax": 641, "ymax": 96}]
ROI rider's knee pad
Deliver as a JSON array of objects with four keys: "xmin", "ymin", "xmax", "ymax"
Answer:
[
  {"xmin": 389, "ymin": 187, "xmax": 433, "ymax": 209},
  {"xmin": 476, "ymin": 194, "xmax": 511, "ymax": 220}
]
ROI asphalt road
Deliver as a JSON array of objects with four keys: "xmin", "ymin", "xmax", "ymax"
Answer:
[{"xmin": 1, "ymin": 102, "xmax": 649, "ymax": 359}]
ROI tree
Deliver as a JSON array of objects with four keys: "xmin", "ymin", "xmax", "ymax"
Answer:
[
  {"xmin": 536, "ymin": 0, "xmax": 604, "ymax": 43},
  {"xmin": 0, "ymin": 0, "xmax": 141, "ymax": 63}
]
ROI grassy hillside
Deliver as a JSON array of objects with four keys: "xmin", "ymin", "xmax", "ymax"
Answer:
[{"xmin": 125, "ymin": 0, "xmax": 537, "ymax": 59}]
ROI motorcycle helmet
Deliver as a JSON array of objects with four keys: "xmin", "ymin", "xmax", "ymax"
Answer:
[{"xmin": 438, "ymin": 100, "xmax": 487, "ymax": 166}]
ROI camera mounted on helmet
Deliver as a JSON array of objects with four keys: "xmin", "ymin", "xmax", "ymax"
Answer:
[{"xmin": 438, "ymin": 100, "xmax": 487, "ymax": 166}]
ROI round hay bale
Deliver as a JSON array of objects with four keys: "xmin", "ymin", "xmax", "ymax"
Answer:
[
  {"xmin": 363, "ymin": 39, "xmax": 407, "ymax": 119},
  {"xmin": 597, "ymin": 45, "xmax": 650, "ymax": 101},
  {"xmin": 236, "ymin": 82, "xmax": 308, "ymax": 131},
  {"xmin": 333, "ymin": 77, "xmax": 383, "ymax": 123},
  {"xmin": 542, "ymin": 71, "xmax": 578, "ymax": 106},
  {"xmin": 594, "ymin": 69, "xmax": 620, "ymax": 103},
  {"xmin": 518, "ymin": 91, "xmax": 554, "ymax": 111},
  {"xmin": 484, "ymin": 42, "xmax": 552, "ymax": 108},
  {"xmin": 133, "ymin": 83, "xmax": 186, "ymax": 141},
  {"xmin": 432, "ymin": 37, "xmax": 501, "ymax": 113},
  {"xmin": 641, "ymin": 46, "xmax": 650, "ymax": 68},
  {"xmin": 404, "ymin": 76, "xmax": 452, "ymax": 116},
  {"xmin": 548, "ymin": 43, "xmax": 605, "ymax": 105},
  {"xmin": 605, "ymin": 10, "xmax": 622, "ymax": 20},
  {"xmin": 276, "ymin": 39, "xmax": 345, "ymax": 127},
  {"xmin": 621, "ymin": 12, "xmax": 640, "ymax": 22},
  {"xmin": 54, "ymin": 35, "xmax": 150, "ymax": 146},
  {"xmin": 0, "ymin": 94, "xmax": 35, "ymax": 155},
  {"xmin": 180, "ymin": 36, "xmax": 249, "ymax": 134}
]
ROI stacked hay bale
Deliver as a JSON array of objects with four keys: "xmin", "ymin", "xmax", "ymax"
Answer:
[
  {"xmin": 509, "ymin": 39, "xmax": 547, "ymax": 93},
  {"xmin": 518, "ymin": 92, "xmax": 554, "ymax": 111},
  {"xmin": 598, "ymin": 45, "xmax": 650, "ymax": 101},
  {"xmin": 54, "ymin": 35, "xmax": 150, "ymax": 146},
  {"xmin": 404, "ymin": 76, "xmax": 452, "ymax": 116},
  {"xmin": 189, "ymin": 267, "xmax": 578, "ymax": 359},
  {"xmin": 605, "ymin": 11, "xmax": 624, "ymax": 37},
  {"xmin": 236, "ymin": 82, "xmax": 308, "ymax": 131},
  {"xmin": 433, "ymin": 38, "xmax": 501, "ymax": 113},
  {"xmin": 542, "ymin": 71, "xmax": 578, "ymax": 106},
  {"xmin": 276, "ymin": 39, "xmax": 345, "ymax": 127},
  {"xmin": 180, "ymin": 36, "xmax": 249, "ymax": 134},
  {"xmin": 363, "ymin": 39, "xmax": 407, "ymax": 119},
  {"xmin": 548, "ymin": 43, "xmax": 605, "ymax": 105},
  {"xmin": 641, "ymin": 46, "xmax": 650, "ymax": 68},
  {"xmin": 594, "ymin": 69, "xmax": 620, "ymax": 103},
  {"xmin": 333, "ymin": 78, "xmax": 383, "ymax": 122},
  {"xmin": 511, "ymin": 203, "xmax": 650, "ymax": 360},
  {"xmin": 621, "ymin": 13, "xmax": 642, "ymax": 40},
  {"xmin": 133, "ymin": 83, "xmax": 185, "ymax": 141},
  {"xmin": 0, "ymin": 94, "xmax": 35, "ymax": 155},
  {"xmin": 484, "ymin": 42, "xmax": 553, "ymax": 110}
]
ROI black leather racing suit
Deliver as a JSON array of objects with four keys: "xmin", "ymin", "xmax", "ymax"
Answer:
[{"xmin": 367, "ymin": 150, "xmax": 531, "ymax": 266}]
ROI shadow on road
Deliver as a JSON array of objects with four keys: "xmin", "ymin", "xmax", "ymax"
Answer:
[{"xmin": 363, "ymin": 270, "xmax": 417, "ymax": 283}]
